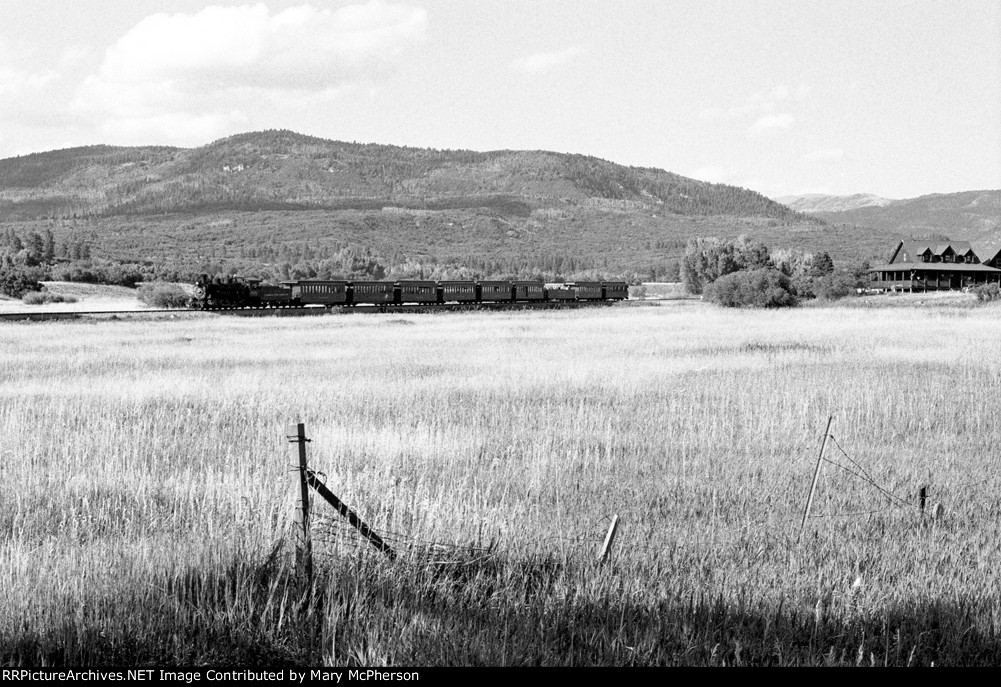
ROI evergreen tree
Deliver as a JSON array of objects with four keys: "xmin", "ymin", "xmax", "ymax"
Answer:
[
  {"xmin": 734, "ymin": 235, "xmax": 772, "ymax": 270},
  {"xmin": 811, "ymin": 251, "xmax": 835, "ymax": 277},
  {"xmin": 27, "ymin": 233, "xmax": 45, "ymax": 261},
  {"xmin": 43, "ymin": 230, "xmax": 56, "ymax": 263}
]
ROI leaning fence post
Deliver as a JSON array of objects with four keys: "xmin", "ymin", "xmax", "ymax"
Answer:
[
  {"xmin": 287, "ymin": 422, "xmax": 313, "ymax": 586},
  {"xmin": 598, "ymin": 514, "xmax": 620, "ymax": 564},
  {"xmin": 305, "ymin": 470, "xmax": 397, "ymax": 560},
  {"xmin": 799, "ymin": 415, "xmax": 833, "ymax": 541}
]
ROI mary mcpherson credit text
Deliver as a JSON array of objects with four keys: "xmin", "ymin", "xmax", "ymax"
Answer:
[{"xmin": 2, "ymin": 670, "xmax": 420, "ymax": 682}]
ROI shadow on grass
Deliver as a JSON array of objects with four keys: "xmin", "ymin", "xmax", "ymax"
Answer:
[
  {"xmin": 321, "ymin": 552, "xmax": 1001, "ymax": 666},
  {"xmin": 4, "ymin": 550, "xmax": 1001, "ymax": 666}
]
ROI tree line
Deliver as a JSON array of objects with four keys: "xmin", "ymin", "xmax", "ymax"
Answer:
[
  {"xmin": 681, "ymin": 235, "xmax": 869, "ymax": 307},
  {"xmin": 0, "ymin": 222, "xmax": 641, "ymax": 300}
]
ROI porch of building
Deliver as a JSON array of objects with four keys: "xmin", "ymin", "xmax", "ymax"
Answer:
[{"xmin": 867, "ymin": 264, "xmax": 1001, "ymax": 293}]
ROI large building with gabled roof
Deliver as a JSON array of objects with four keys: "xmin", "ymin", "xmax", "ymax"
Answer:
[{"xmin": 867, "ymin": 238, "xmax": 1001, "ymax": 292}]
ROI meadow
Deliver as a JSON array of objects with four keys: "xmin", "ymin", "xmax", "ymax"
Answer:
[{"xmin": 2, "ymin": 296, "xmax": 1001, "ymax": 666}]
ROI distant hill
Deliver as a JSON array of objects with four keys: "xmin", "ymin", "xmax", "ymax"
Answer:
[
  {"xmin": 0, "ymin": 130, "xmax": 808, "ymax": 222},
  {"xmin": 783, "ymin": 190, "xmax": 1001, "ymax": 241},
  {"xmin": 0, "ymin": 130, "xmax": 855, "ymax": 281},
  {"xmin": 775, "ymin": 193, "xmax": 897, "ymax": 213}
]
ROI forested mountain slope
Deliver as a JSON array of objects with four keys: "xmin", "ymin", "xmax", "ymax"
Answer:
[
  {"xmin": 0, "ymin": 130, "xmax": 810, "ymax": 221},
  {"xmin": 790, "ymin": 190, "xmax": 1001, "ymax": 240},
  {"xmin": 3, "ymin": 130, "xmax": 901, "ymax": 283}
]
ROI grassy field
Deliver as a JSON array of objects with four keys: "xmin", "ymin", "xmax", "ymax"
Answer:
[
  {"xmin": 0, "ymin": 282, "xmax": 147, "ymax": 313},
  {"xmin": 632, "ymin": 282, "xmax": 691, "ymax": 300},
  {"xmin": 3, "ymin": 297, "xmax": 1001, "ymax": 666}
]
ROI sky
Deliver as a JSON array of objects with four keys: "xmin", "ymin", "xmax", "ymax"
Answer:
[{"xmin": 0, "ymin": 0, "xmax": 998, "ymax": 199}]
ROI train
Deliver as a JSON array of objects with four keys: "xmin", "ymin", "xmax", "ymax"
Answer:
[{"xmin": 190, "ymin": 275, "xmax": 630, "ymax": 310}]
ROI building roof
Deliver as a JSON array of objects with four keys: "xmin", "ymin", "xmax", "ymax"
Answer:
[
  {"xmin": 869, "ymin": 263, "xmax": 1001, "ymax": 273},
  {"xmin": 972, "ymin": 236, "xmax": 1001, "ymax": 264},
  {"xmin": 890, "ymin": 240, "xmax": 977, "ymax": 263}
]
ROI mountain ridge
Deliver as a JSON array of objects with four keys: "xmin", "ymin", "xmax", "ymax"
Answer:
[
  {"xmin": 775, "ymin": 193, "xmax": 898, "ymax": 213},
  {"xmin": 780, "ymin": 190, "xmax": 1001, "ymax": 240},
  {"xmin": 0, "ymin": 129, "xmax": 812, "ymax": 223},
  {"xmin": 4, "ymin": 130, "xmax": 991, "ymax": 281}
]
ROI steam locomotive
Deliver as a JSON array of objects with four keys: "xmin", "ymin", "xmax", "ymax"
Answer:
[{"xmin": 190, "ymin": 275, "xmax": 629, "ymax": 310}]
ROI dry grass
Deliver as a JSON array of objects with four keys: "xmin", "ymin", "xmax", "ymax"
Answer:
[
  {"xmin": 634, "ymin": 282, "xmax": 691, "ymax": 300},
  {"xmin": 0, "ymin": 282, "xmax": 146, "ymax": 313},
  {"xmin": 3, "ymin": 300, "xmax": 1001, "ymax": 665}
]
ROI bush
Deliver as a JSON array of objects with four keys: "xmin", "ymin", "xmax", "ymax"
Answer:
[
  {"xmin": 682, "ymin": 235, "xmax": 773, "ymax": 295},
  {"xmin": 810, "ymin": 251, "xmax": 835, "ymax": 277},
  {"xmin": 972, "ymin": 284, "xmax": 1001, "ymax": 302},
  {"xmin": 812, "ymin": 273, "xmax": 858, "ymax": 301},
  {"xmin": 22, "ymin": 291, "xmax": 78, "ymax": 305},
  {"xmin": 704, "ymin": 268, "xmax": 798, "ymax": 308},
  {"xmin": 49, "ymin": 260, "xmax": 144, "ymax": 287},
  {"xmin": 0, "ymin": 268, "xmax": 43, "ymax": 298},
  {"xmin": 628, "ymin": 285, "xmax": 647, "ymax": 300},
  {"xmin": 791, "ymin": 275, "xmax": 816, "ymax": 299},
  {"xmin": 789, "ymin": 272, "xmax": 858, "ymax": 301},
  {"xmin": 137, "ymin": 283, "xmax": 190, "ymax": 308}
]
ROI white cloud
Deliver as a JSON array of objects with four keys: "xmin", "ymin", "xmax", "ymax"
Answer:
[
  {"xmin": 700, "ymin": 101, "xmax": 775, "ymax": 122},
  {"xmin": 0, "ymin": 58, "xmax": 69, "ymax": 131},
  {"xmin": 748, "ymin": 113, "xmax": 795, "ymax": 134},
  {"xmin": 698, "ymin": 106, "xmax": 723, "ymax": 121},
  {"xmin": 57, "ymin": 46, "xmax": 94, "ymax": 71},
  {"xmin": 702, "ymin": 84, "xmax": 812, "ymax": 123},
  {"xmin": 688, "ymin": 166, "xmax": 775, "ymax": 194},
  {"xmin": 769, "ymin": 85, "xmax": 790, "ymax": 101},
  {"xmin": 804, "ymin": 147, "xmax": 845, "ymax": 161},
  {"xmin": 0, "ymin": 39, "xmax": 96, "ymax": 138},
  {"xmin": 97, "ymin": 2, "xmax": 426, "ymax": 90},
  {"xmin": 0, "ymin": 64, "xmax": 58, "ymax": 97},
  {"xmin": 512, "ymin": 47, "xmax": 582, "ymax": 74},
  {"xmin": 97, "ymin": 111, "xmax": 252, "ymax": 149},
  {"xmin": 796, "ymin": 185, "xmax": 834, "ymax": 195},
  {"xmin": 71, "ymin": 2, "xmax": 428, "ymax": 145}
]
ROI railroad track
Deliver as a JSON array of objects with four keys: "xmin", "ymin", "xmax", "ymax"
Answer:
[
  {"xmin": 0, "ymin": 309, "xmax": 200, "ymax": 322},
  {"xmin": 0, "ymin": 300, "xmax": 615, "ymax": 322}
]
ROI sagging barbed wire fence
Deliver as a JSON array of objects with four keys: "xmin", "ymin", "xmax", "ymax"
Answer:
[
  {"xmin": 285, "ymin": 421, "xmax": 623, "ymax": 587},
  {"xmin": 808, "ymin": 415, "xmax": 949, "ymax": 525},
  {"xmin": 283, "ymin": 414, "xmax": 972, "ymax": 586}
]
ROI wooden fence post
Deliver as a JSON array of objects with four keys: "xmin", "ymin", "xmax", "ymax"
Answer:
[
  {"xmin": 799, "ymin": 415, "xmax": 833, "ymax": 541},
  {"xmin": 288, "ymin": 422, "xmax": 313, "ymax": 586},
  {"xmin": 919, "ymin": 486, "xmax": 927, "ymax": 513},
  {"xmin": 305, "ymin": 469, "xmax": 397, "ymax": 560},
  {"xmin": 598, "ymin": 514, "xmax": 620, "ymax": 564}
]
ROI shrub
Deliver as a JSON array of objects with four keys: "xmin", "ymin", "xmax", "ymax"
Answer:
[
  {"xmin": 50, "ymin": 260, "xmax": 144, "ymax": 287},
  {"xmin": 849, "ymin": 259, "xmax": 872, "ymax": 289},
  {"xmin": 812, "ymin": 273, "xmax": 858, "ymax": 301},
  {"xmin": 22, "ymin": 291, "xmax": 78, "ymax": 305},
  {"xmin": 628, "ymin": 285, "xmax": 647, "ymax": 300},
  {"xmin": 972, "ymin": 284, "xmax": 1001, "ymax": 302},
  {"xmin": 810, "ymin": 251, "xmax": 835, "ymax": 277},
  {"xmin": 682, "ymin": 235, "xmax": 773, "ymax": 295},
  {"xmin": 791, "ymin": 275, "xmax": 816, "ymax": 299},
  {"xmin": 789, "ymin": 272, "xmax": 858, "ymax": 301},
  {"xmin": 704, "ymin": 268, "xmax": 798, "ymax": 308},
  {"xmin": 771, "ymin": 248, "xmax": 815, "ymax": 279},
  {"xmin": 681, "ymin": 237, "xmax": 739, "ymax": 295},
  {"xmin": 0, "ymin": 268, "xmax": 42, "ymax": 298},
  {"xmin": 137, "ymin": 283, "xmax": 190, "ymax": 308}
]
